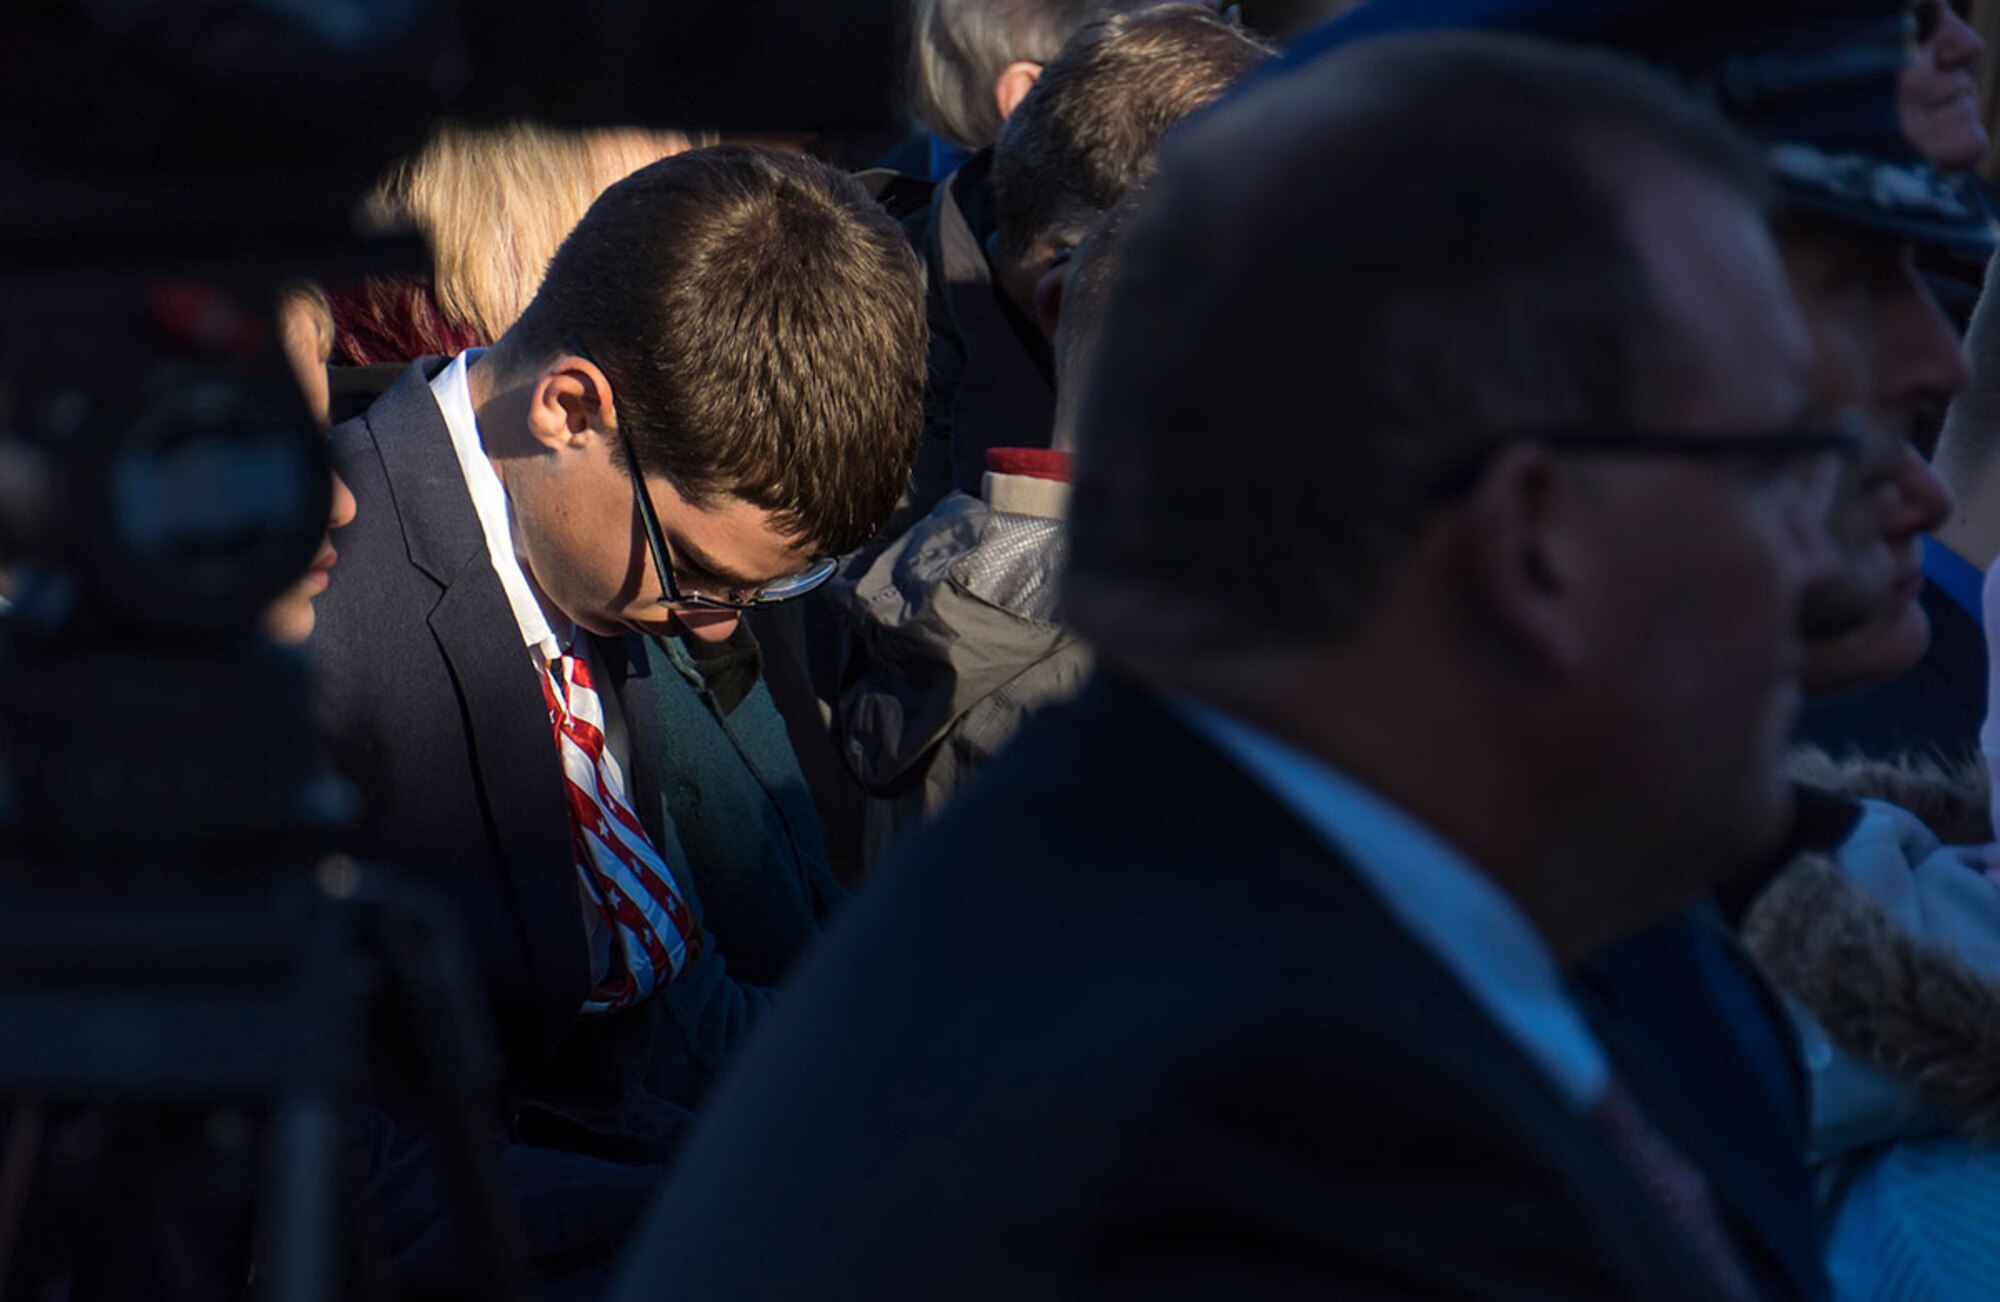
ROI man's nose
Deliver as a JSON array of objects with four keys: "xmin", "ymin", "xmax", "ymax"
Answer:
[
  {"xmin": 1890, "ymin": 443, "xmax": 1955, "ymax": 540},
  {"xmin": 1943, "ymin": 5, "xmax": 1987, "ymax": 64}
]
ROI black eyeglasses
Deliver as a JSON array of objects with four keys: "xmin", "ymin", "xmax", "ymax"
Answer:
[
  {"xmin": 561, "ymin": 331, "xmax": 837, "ymax": 611},
  {"xmin": 617, "ymin": 426, "xmax": 836, "ymax": 612},
  {"xmin": 1425, "ymin": 426, "xmax": 1864, "ymax": 505}
]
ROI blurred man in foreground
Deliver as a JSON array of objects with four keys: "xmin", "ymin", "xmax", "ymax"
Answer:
[
  {"xmin": 1286, "ymin": 6, "xmax": 1986, "ymax": 1298},
  {"xmin": 613, "ymin": 33, "xmax": 1844, "ymax": 1300}
]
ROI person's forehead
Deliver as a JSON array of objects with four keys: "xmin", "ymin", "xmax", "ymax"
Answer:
[
  {"xmin": 651, "ymin": 483, "xmax": 816, "ymax": 587},
  {"xmin": 1634, "ymin": 172, "xmax": 1810, "ymax": 367},
  {"xmin": 665, "ymin": 527, "xmax": 784, "ymax": 589}
]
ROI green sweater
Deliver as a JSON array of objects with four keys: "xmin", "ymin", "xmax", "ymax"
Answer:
[{"xmin": 634, "ymin": 628, "xmax": 845, "ymax": 1107}]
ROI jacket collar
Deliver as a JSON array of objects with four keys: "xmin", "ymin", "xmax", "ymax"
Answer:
[{"xmin": 360, "ymin": 355, "xmax": 487, "ymax": 588}]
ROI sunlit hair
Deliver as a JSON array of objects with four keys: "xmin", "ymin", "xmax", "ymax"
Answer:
[
  {"xmin": 361, "ymin": 121, "xmax": 707, "ymax": 345},
  {"xmin": 324, "ymin": 275, "xmax": 483, "ymax": 366},
  {"xmin": 990, "ymin": 4, "xmax": 1271, "ymax": 263},
  {"xmin": 498, "ymin": 146, "xmax": 929, "ymax": 557},
  {"xmin": 277, "ymin": 281, "xmax": 334, "ymax": 364},
  {"xmin": 908, "ymin": 0, "xmax": 1183, "ymax": 152}
]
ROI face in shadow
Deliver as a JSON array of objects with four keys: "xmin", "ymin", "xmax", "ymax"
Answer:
[{"xmin": 265, "ymin": 290, "xmax": 356, "ymax": 646}]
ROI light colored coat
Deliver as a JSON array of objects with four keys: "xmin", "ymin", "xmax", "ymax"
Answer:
[
  {"xmin": 826, "ymin": 489, "xmax": 1091, "ymax": 861},
  {"xmin": 1745, "ymin": 754, "xmax": 2000, "ymax": 1301}
]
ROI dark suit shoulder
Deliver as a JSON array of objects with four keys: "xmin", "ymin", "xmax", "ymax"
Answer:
[
  {"xmin": 614, "ymin": 676, "xmax": 1711, "ymax": 1301},
  {"xmin": 312, "ymin": 357, "xmax": 593, "ymax": 1077},
  {"xmin": 1072, "ymin": 1023, "xmax": 1648, "ymax": 1301}
]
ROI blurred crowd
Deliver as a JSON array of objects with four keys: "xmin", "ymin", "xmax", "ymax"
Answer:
[{"xmin": 30, "ymin": 0, "xmax": 2000, "ymax": 1298}]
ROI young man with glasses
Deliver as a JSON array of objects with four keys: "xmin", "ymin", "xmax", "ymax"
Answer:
[{"xmin": 312, "ymin": 144, "xmax": 926, "ymax": 1288}]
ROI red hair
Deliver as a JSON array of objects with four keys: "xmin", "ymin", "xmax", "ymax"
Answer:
[{"xmin": 324, "ymin": 275, "xmax": 488, "ymax": 366}]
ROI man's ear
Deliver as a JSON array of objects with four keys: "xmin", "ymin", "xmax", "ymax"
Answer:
[
  {"xmin": 1457, "ymin": 444, "xmax": 1589, "ymax": 674},
  {"xmin": 525, "ymin": 355, "xmax": 617, "ymax": 454},
  {"xmin": 1032, "ymin": 260, "xmax": 1068, "ymax": 345},
  {"xmin": 993, "ymin": 61, "xmax": 1043, "ymax": 123}
]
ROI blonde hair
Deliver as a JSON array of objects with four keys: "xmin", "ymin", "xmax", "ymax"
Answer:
[
  {"xmin": 277, "ymin": 281, "xmax": 334, "ymax": 363},
  {"xmin": 366, "ymin": 122, "xmax": 707, "ymax": 342}
]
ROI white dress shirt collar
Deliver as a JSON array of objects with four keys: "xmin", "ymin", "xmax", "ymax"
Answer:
[{"xmin": 429, "ymin": 350, "xmax": 568, "ymax": 663}]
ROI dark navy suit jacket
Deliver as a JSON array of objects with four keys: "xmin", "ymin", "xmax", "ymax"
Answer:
[
  {"xmin": 1580, "ymin": 909, "xmax": 1828, "ymax": 1301},
  {"xmin": 315, "ymin": 360, "xmax": 797, "ymax": 1285},
  {"xmin": 613, "ymin": 674, "xmax": 1757, "ymax": 1301}
]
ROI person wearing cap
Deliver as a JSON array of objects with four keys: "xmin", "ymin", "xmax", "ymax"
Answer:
[
  {"xmin": 1762, "ymin": 0, "xmax": 1990, "ymax": 762},
  {"xmin": 1807, "ymin": 0, "xmax": 2000, "ymax": 779},
  {"xmin": 612, "ymin": 32, "xmax": 1846, "ymax": 1300},
  {"xmin": 1652, "ymin": 5, "xmax": 1978, "ymax": 1295},
  {"xmin": 1289, "ymin": 0, "xmax": 1983, "ymax": 770}
]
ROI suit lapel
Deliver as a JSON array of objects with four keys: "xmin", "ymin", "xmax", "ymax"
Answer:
[
  {"xmin": 428, "ymin": 565, "xmax": 592, "ymax": 1050},
  {"xmin": 364, "ymin": 358, "xmax": 492, "ymax": 587},
  {"xmin": 368, "ymin": 359, "xmax": 592, "ymax": 1051}
]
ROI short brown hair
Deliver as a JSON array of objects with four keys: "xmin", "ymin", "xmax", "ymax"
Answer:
[
  {"xmin": 1063, "ymin": 32, "xmax": 1770, "ymax": 655},
  {"xmin": 989, "ymin": 5, "xmax": 1272, "ymax": 263},
  {"xmin": 502, "ymin": 146, "xmax": 929, "ymax": 556}
]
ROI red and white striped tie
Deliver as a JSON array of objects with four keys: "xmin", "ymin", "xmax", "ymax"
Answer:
[{"xmin": 542, "ymin": 651, "xmax": 701, "ymax": 1015}]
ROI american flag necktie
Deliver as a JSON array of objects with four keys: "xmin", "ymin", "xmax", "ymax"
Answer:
[{"xmin": 542, "ymin": 651, "xmax": 701, "ymax": 1015}]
